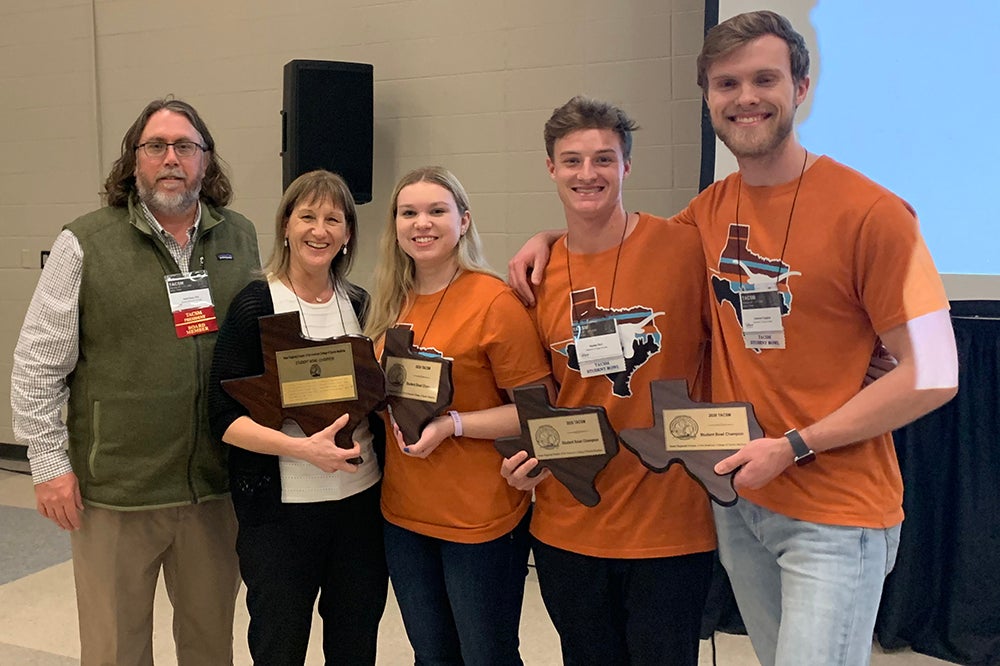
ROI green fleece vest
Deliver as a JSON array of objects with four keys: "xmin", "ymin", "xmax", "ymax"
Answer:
[{"xmin": 65, "ymin": 197, "xmax": 259, "ymax": 509}]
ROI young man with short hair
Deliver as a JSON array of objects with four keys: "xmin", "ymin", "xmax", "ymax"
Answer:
[{"xmin": 503, "ymin": 95, "xmax": 715, "ymax": 666}]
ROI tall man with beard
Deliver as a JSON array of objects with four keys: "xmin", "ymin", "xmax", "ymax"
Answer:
[
  {"xmin": 508, "ymin": 11, "xmax": 959, "ymax": 665},
  {"xmin": 11, "ymin": 98, "xmax": 259, "ymax": 665},
  {"xmin": 688, "ymin": 14, "xmax": 957, "ymax": 665}
]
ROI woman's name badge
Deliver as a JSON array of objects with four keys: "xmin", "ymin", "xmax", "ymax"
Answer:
[{"xmin": 164, "ymin": 271, "xmax": 217, "ymax": 338}]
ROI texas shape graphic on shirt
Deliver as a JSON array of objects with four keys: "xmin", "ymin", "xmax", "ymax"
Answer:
[
  {"xmin": 710, "ymin": 223, "xmax": 800, "ymax": 327},
  {"xmin": 551, "ymin": 290, "xmax": 664, "ymax": 398}
]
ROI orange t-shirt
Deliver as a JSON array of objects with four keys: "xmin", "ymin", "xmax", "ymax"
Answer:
[
  {"xmin": 530, "ymin": 213, "xmax": 716, "ymax": 558},
  {"xmin": 380, "ymin": 271, "xmax": 551, "ymax": 543},
  {"xmin": 676, "ymin": 156, "xmax": 949, "ymax": 528}
]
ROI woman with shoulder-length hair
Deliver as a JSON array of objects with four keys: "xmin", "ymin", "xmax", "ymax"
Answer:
[
  {"xmin": 209, "ymin": 170, "xmax": 387, "ymax": 665},
  {"xmin": 365, "ymin": 166, "xmax": 554, "ymax": 665}
]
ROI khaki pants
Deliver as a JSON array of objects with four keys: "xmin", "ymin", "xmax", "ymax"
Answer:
[{"xmin": 70, "ymin": 498, "xmax": 240, "ymax": 666}]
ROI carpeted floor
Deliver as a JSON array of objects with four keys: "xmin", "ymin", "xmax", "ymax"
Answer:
[{"xmin": 0, "ymin": 504, "xmax": 71, "ymax": 585}]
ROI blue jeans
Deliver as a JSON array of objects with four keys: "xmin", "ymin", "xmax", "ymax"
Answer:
[
  {"xmin": 383, "ymin": 511, "xmax": 531, "ymax": 666},
  {"xmin": 713, "ymin": 499, "xmax": 901, "ymax": 666}
]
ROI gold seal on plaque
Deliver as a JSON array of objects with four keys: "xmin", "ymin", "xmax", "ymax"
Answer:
[
  {"xmin": 668, "ymin": 415, "xmax": 698, "ymax": 440},
  {"xmin": 386, "ymin": 362, "xmax": 406, "ymax": 389},
  {"xmin": 535, "ymin": 425, "xmax": 560, "ymax": 450}
]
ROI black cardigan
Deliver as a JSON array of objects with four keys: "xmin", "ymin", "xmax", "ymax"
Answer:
[{"xmin": 208, "ymin": 279, "xmax": 385, "ymax": 524}]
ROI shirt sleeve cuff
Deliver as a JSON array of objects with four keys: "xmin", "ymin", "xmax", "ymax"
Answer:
[{"xmin": 29, "ymin": 450, "xmax": 74, "ymax": 485}]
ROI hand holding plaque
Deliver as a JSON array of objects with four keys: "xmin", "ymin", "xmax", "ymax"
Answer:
[
  {"xmin": 494, "ymin": 385, "xmax": 618, "ymax": 507},
  {"xmin": 381, "ymin": 326, "xmax": 455, "ymax": 446},
  {"xmin": 221, "ymin": 312, "xmax": 387, "ymax": 462},
  {"xmin": 619, "ymin": 379, "xmax": 762, "ymax": 506}
]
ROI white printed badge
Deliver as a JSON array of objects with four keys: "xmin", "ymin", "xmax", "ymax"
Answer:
[
  {"xmin": 574, "ymin": 317, "xmax": 626, "ymax": 377},
  {"xmin": 739, "ymin": 283, "xmax": 785, "ymax": 349},
  {"xmin": 164, "ymin": 270, "xmax": 217, "ymax": 338}
]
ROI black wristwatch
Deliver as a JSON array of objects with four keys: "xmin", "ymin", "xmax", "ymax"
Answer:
[{"xmin": 785, "ymin": 428, "xmax": 816, "ymax": 466}]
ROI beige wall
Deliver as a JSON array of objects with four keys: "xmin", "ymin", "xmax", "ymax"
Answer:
[{"xmin": 0, "ymin": 0, "xmax": 705, "ymax": 446}]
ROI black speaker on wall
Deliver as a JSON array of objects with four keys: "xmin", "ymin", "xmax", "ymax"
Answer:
[{"xmin": 281, "ymin": 60, "xmax": 374, "ymax": 203}]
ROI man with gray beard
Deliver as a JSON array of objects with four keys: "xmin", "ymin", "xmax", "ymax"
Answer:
[{"xmin": 11, "ymin": 98, "xmax": 259, "ymax": 665}]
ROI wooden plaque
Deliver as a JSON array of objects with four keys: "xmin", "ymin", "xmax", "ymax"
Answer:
[
  {"xmin": 494, "ymin": 385, "xmax": 618, "ymax": 507},
  {"xmin": 222, "ymin": 312, "xmax": 387, "ymax": 461},
  {"xmin": 619, "ymin": 379, "xmax": 763, "ymax": 506},
  {"xmin": 381, "ymin": 326, "xmax": 454, "ymax": 446}
]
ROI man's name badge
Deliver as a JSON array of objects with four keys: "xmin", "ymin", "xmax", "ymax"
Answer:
[
  {"xmin": 743, "ymin": 330, "xmax": 786, "ymax": 349},
  {"xmin": 574, "ymin": 317, "xmax": 627, "ymax": 377},
  {"xmin": 619, "ymin": 379, "xmax": 762, "ymax": 506},
  {"xmin": 739, "ymin": 283, "xmax": 785, "ymax": 349},
  {"xmin": 381, "ymin": 327, "xmax": 454, "ymax": 446},
  {"xmin": 165, "ymin": 271, "xmax": 217, "ymax": 338},
  {"xmin": 570, "ymin": 287, "xmax": 626, "ymax": 378},
  {"xmin": 495, "ymin": 385, "xmax": 618, "ymax": 507}
]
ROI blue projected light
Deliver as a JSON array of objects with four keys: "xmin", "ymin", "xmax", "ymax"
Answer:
[
  {"xmin": 715, "ymin": 0, "xmax": 999, "ymax": 284},
  {"xmin": 798, "ymin": 1, "xmax": 999, "ymax": 276}
]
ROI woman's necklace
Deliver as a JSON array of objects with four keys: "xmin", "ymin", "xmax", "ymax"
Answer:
[{"xmin": 288, "ymin": 273, "xmax": 347, "ymax": 339}]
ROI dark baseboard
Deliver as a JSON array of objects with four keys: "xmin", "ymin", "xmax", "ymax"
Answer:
[
  {"xmin": 0, "ymin": 443, "xmax": 30, "ymax": 475},
  {"xmin": 0, "ymin": 443, "xmax": 28, "ymax": 461}
]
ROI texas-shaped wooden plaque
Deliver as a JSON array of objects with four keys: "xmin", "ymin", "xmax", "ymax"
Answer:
[
  {"xmin": 494, "ymin": 385, "xmax": 618, "ymax": 507},
  {"xmin": 619, "ymin": 379, "xmax": 763, "ymax": 506},
  {"xmin": 381, "ymin": 326, "xmax": 455, "ymax": 446},
  {"xmin": 221, "ymin": 311, "xmax": 386, "ymax": 462}
]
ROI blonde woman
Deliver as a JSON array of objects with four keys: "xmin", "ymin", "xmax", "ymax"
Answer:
[
  {"xmin": 366, "ymin": 167, "xmax": 553, "ymax": 665},
  {"xmin": 209, "ymin": 170, "xmax": 387, "ymax": 665}
]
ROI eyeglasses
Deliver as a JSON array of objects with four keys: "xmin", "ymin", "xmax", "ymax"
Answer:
[{"xmin": 135, "ymin": 141, "xmax": 207, "ymax": 159}]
